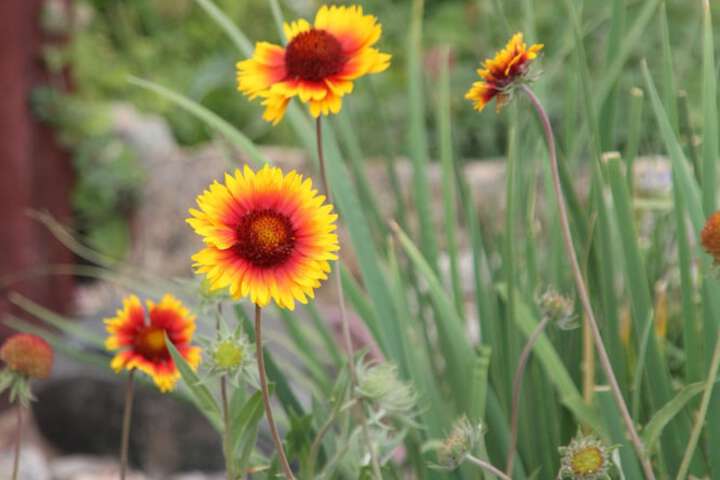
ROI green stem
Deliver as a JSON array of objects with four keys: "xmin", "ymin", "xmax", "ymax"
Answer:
[
  {"xmin": 506, "ymin": 315, "xmax": 551, "ymax": 475},
  {"xmin": 316, "ymin": 117, "xmax": 383, "ymax": 478},
  {"xmin": 255, "ymin": 305, "xmax": 295, "ymax": 479},
  {"xmin": 466, "ymin": 454, "xmax": 512, "ymax": 480},
  {"xmin": 676, "ymin": 332, "xmax": 720, "ymax": 480},
  {"xmin": 221, "ymin": 375, "xmax": 232, "ymax": 480},
  {"xmin": 11, "ymin": 406, "xmax": 21, "ymax": 480},
  {"xmin": 521, "ymin": 84, "xmax": 655, "ymax": 480},
  {"xmin": 120, "ymin": 369, "xmax": 135, "ymax": 480}
]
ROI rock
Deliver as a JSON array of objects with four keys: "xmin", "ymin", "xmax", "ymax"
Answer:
[{"xmin": 32, "ymin": 377, "xmax": 224, "ymax": 476}]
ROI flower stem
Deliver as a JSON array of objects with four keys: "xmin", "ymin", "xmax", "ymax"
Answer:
[
  {"xmin": 505, "ymin": 315, "xmax": 551, "ymax": 475},
  {"xmin": 520, "ymin": 84, "xmax": 655, "ymax": 480},
  {"xmin": 120, "ymin": 369, "xmax": 135, "ymax": 480},
  {"xmin": 11, "ymin": 406, "xmax": 21, "ymax": 480},
  {"xmin": 676, "ymin": 331, "xmax": 720, "ymax": 480},
  {"xmin": 216, "ymin": 304, "xmax": 233, "ymax": 480},
  {"xmin": 221, "ymin": 375, "xmax": 232, "ymax": 480},
  {"xmin": 466, "ymin": 454, "xmax": 512, "ymax": 480},
  {"xmin": 315, "ymin": 117, "xmax": 383, "ymax": 479},
  {"xmin": 255, "ymin": 305, "xmax": 295, "ymax": 479}
]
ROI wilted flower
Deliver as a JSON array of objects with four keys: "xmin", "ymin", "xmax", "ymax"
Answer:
[
  {"xmin": 356, "ymin": 361, "xmax": 417, "ymax": 417},
  {"xmin": 236, "ymin": 5, "xmax": 391, "ymax": 124},
  {"xmin": 559, "ymin": 433, "xmax": 614, "ymax": 480},
  {"xmin": 0, "ymin": 333, "xmax": 54, "ymax": 406},
  {"xmin": 436, "ymin": 416, "xmax": 485, "ymax": 469},
  {"xmin": 701, "ymin": 210, "xmax": 720, "ymax": 265},
  {"xmin": 187, "ymin": 165, "xmax": 339, "ymax": 310},
  {"xmin": 466, "ymin": 32, "xmax": 543, "ymax": 112},
  {"xmin": 105, "ymin": 294, "xmax": 201, "ymax": 392}
]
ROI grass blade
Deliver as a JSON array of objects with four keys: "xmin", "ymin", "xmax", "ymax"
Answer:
[
  {"xmin": 436, "ymin": 46, "xmax": 464, "ymax": 317},
  {"xmin": 701, "ymin": 0, "xmax": 718, "ymax": 215},
  {"xmin": 407, "ymin": 0, "xmax": 439, "ymax": 272}
]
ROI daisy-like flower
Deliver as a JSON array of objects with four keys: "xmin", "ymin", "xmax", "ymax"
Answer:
[
  {"xmin": 187, "ymin": 164, "xmax": 339, "ymax": 310},
  {"xmin": 558, "ymin": 433, "xmax": 614, "ymax": 480},
  {"xmin": 466, "ymin": 32, "xmax": 543, "ymax": 112},
  {"xmin": 701, "ymin": 210, "xmax": 720, "ymax": 264},
  {"xmin": 105, "ymin": 294, "xmax": 201, "ymax": 393},
  {"xmin": 236, "ymin": 4, "xmax": 391, "ymax": 124}
]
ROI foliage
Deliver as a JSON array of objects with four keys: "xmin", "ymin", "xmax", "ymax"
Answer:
[
  {"xmin": 32, "ymin": 88, "xmax": 143, "ymax": 260},
  {"xmin": 11, "ymin": 0, "xmax": 720, "ymax": 479}
]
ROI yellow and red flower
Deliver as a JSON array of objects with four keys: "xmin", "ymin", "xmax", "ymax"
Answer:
[
  {"xmin": 466, "ymin": 33, "xmax": 543, "ymax": 112},
  {"xmin": 236, "ymin": 5, "xmax": 391, "ymax": 124},
  {"xmin": 105, "ymin": 294, "xmax": 201, "ymax": 392},
  {"xmin": 187, "ymin": 164, "xmax": 339, "ymax": 310},
  {"xmin": 701, "ymin": 210, "xmax": 720, "ymax": 264},
  {"xmin": 0, "ymin": 333, "xmax": 53, "ymax": 380}
]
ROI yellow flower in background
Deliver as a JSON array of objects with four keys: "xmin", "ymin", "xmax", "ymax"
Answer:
[
  {"xmin": 105, "ymin": 294, "xmax": 201, "ymax": 392},
  {"xmin": 466, "ymin": 33, "xmax": 543, "ymax": 112},
  {"xmin": 236, "ymin": 5, "xmax": 391, "ymax": 124},
  {"xmin": 187, "ymin": 165, "xmax": 339, "ymax": 310}
]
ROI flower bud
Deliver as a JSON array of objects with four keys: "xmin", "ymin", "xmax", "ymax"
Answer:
[
  {"xmin": 356, "ymin": 361, "xmax": 416, "ymax": 416},
  {"xmin": 0, "ymin": 333, "xmax": 53, "ymax": 380},
  {"xmin": 212, "ymin": 338, "xmax": 246, "ymax": 371}
]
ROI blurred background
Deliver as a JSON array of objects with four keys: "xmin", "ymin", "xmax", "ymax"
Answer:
[{"xmin": 1, "ymin": 0, "xmax": 719, "ymax": 478}]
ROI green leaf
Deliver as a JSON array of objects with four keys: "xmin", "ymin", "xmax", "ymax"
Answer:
[
  {"xmin": 642, "ymin": 381, "xmax": 715, "ymax": 451},
  {"xmin": 406, "ymin": 0, "xmax": 439, "ymax": 272},
  {"xmin": 165, "ymin": 335, "xmax": 222, "ymax": 429},
  {"xmin": 193, "ymin": 0, "xmax": 253, "ymax": 55},
  {"xmin": 128, "ymin": 76, "xmax": 267, "ymax": 167},
  {"xmin": 229, "ymin": 390, "xmax": 265, "ymax": 458},
  {"xmin": 701, "ymin": 0, "xmax": 718, "ymax": 215}
]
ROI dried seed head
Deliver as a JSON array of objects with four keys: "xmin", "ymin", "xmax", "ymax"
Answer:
[
  {"xmin": 437, "ymin": 416, "xmax": 484, "ymax": 469},
  {"xmin": 559, "ymin": 433, "xmax": 613, "ymax": 480},
  {"xmin": 537, "ymin": 287, "xmax": 578, "ymax": 330}
]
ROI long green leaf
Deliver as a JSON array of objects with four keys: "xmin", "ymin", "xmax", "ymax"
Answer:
[
  {"xmin": 407, "ymin": 0, "xmax": 439, "ymax": 272},
  {"xmin": 128, "ymin": 76, "xmax": 266, "ymax": 167},
  {"xmin": 193, "ymin": 0, "xmax": 253, "ymax": 55},
  {"xmin": 701, "ymin": 0, "xmax": 718, "ymax": 215},
  {"xmin": 642, "ymin": 381, "xmax": 714, "ymax": 451},
  {"xmin": 436, "ymin": 46, "xmax": 463, "ymax": 317},
  {"xmin": 165, "ymin": 335, "xmax": 222, "ymax": 429}
]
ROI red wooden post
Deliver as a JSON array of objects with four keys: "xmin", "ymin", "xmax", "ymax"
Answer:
[{"xmin": 0, "ymin": 0, "xmax": 75, "ymax": 337}]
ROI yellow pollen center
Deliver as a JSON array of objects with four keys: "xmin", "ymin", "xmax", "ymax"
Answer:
[
  {"xmin": 135, "ymin": 327, "xmax": 168, "ymax": 359},
  {"xmin": 570, "ymin": 447, "xmax": 604, "ymax": 475},
  {"xmin": 235, "ymin": 209, "xmax": 295, "ymax": 268},
  {"xmin": 251, "ymin": 216, "xmax": 286, "ymax": 251}
]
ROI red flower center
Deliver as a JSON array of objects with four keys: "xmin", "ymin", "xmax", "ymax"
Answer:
[
  {"xmin": 285, "ymin": 29, "xmax": 344, "ymax": 82},
  {"xmin": 135, "ymin": 326, "xmax": 169, "ymax": 360},
  {"xmin": 235, "ymin": 209, "xmax": 296, "ymax": 268}
]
